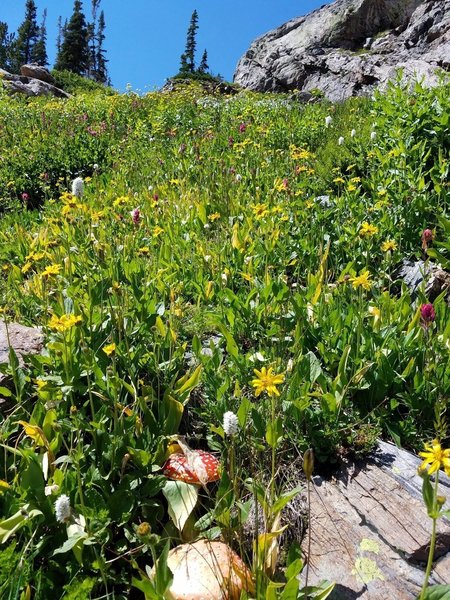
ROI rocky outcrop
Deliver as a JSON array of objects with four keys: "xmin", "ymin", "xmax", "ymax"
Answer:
[
  {"xmin": 20, "ymin": 63, "xmax": 56, "ymax": 85},
  {"xmin": 0, "ymin": 67, "xmax": 70, "ymax": 99},
  {"xmin": 234, "ymin": 0, "xmax": 450, "ymax": 100}
]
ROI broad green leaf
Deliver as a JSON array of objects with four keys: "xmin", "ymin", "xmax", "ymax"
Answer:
[
  {"xmin": 0, "ymin": 505, "xmax": 43, "ymax": 543},
  {"xmin": 162, "ymin": 480, "xmax": 198, "ymax": 532},
  {"xmin": 420, "ymin": 585, "xmax": 450, "ymax": 600}
]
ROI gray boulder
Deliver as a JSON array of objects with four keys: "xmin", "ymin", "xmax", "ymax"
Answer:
[
  {"xmin": 0, "ymin": 68, "xmax": 70, "ymax": 99},
  {"xmin": 0, "ymin": 320, "xmax": 43, "ymax": 400},
  {"xmin": 234, "ymin": 0, "xmax": 450, "ymax": 100},
  {"xmin": 20, "ymin": 63, "xmax": 55, "ymax": 85}
]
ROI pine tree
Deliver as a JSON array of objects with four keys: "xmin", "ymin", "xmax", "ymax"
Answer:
[
  {"xmin": 198, "ymin": 49, "xmax": 209, "ymax": 74},
  {"xmin": 10, "ymin": 0, "xmax": 39, "ymax": 73},
  {"xmin": 54, "ymin": 0, "xmax": 89, "ymax": 76},
  {"xmin": 184, "ymin": 10, "xmax": 198, "ymax": 73},
  {"xmin": 179, "ymin": 53, "xmax": 189, "ymax": 75},
  {"xmin": 56, "ymin": 16, "xmax": 62, "ymax": 55},
  {"xmin": 31, "ymin": 9, "xmax": 48, "ymax": 66},
  {"xmin": 0, "ymin": 22, "xmax": 15, "ymax": 71},
  {"xmin": 94, "ymin": 10, "xmax": 108, "ymax": 83}
]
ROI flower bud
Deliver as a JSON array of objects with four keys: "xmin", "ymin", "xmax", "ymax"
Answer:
[{"xmin": 303, "ymin": 448, "xmax": 314, "ymax": 481}]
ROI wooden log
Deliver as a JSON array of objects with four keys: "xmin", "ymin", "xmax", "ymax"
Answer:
[{"xmin": 303, "ymin": 441, "xmax": 450, "ymax": 599}]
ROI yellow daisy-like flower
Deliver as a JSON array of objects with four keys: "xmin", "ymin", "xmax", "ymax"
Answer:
[
  {"xmin": 251, "ymin": 366, "xmax": 285, "ymax": 397},
  {"xmin": 359, "ymin": 222, "xmax": 379, "ymax": 237},
  {"xmin": 153, "ymin": 226, "xmax": 164, "ymax": 237},
  {"xmin": 41, "ymin": 264, "xmax": 62, "ymax": 278},
  {"xmin": 251, "ymin": 203, "xmax": 269, "ymax": 219},
  {"xmin": 419, "ymin": 440, "xmax": 450, "ymax": 476},
  {"xmin": 350, "ymin": 270, "xmax": 372, "ymax": 291},
  {"xmin": 381, "ymin": 239, "xmax": 398, "ymax": 252},
  {"xmin": 208, "ymin": 212, "xmax": 221, "ymax": 222},
  {"xmin": 48, "ymin": 314, "xmax": 82, "ymax": 332},
  {"xmin": 103, "ymin": 343, "xmax": 116, "ymax": 356}
]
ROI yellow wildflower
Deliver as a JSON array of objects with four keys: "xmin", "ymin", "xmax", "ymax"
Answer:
[
  {"xmin": 381, "ymin": 239, "xmax": 398, "ymax": 252},
  {"xmin": 41, "ymin": 264, "xmax": 62, "ymax": 278},
  {"xmin": 333, "ymin": 177, "xmax": 345, "ymax": 184},
  {"xmin": 48, "ymin": 314, "xmax": 82, "ymax": 332},
  {"xmin": 251, "ymin": 366, "xmax": 285, "ymax": 397},
  {"xmin": 153, "ymin": 226, "xmax": 164, "ymax": 237},
  {"xmin": 359, "ymin": 222, "xmax": 379, "ymax": 237},
  {"xmin": 419, "ymin": 440, "xmax": 450, "ymax": 476},
  {"xmin": 138, "ymin": 246, "xmax": 150, "ymax": 255},
  {"xmin": 350, "ymin": 270, "xmax": 372, "ymax": 291},
  {"xmin": 251, "ymin": 203, "xmax": 269, "ymax": 219},
  {"xmin": 103, "ymin": 343, "xmax": 116, "ymax": 356},
  {"xmin": 208, "ymin": 212, "xmax": 221, "ymax": 221}
]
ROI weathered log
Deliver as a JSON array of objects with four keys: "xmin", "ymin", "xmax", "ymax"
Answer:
[{"xmin": 304, "ymin": 441, "xmax": 450, "ymax": 599}]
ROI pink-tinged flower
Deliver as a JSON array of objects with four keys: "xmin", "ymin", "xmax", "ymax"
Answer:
[
  {"xmin": 421, "ymin": 229, "xmax": 433, "ymax": 250},
  {"xmin": 130, "ymin": 207, "xmax": 141, "ymax": 225},
  {"xmin": 239, "ymin": 123, "xmax": 246, "ymax": 133},
  {"xmin": 228, "ymin": 136, "xmax": 234, "ymax": 147},
  {"xmin": 21, "ymin": 192, "xmax": 29, "ymax": 202},
  {"xmin": 420, "ymin": 303, "xmax": 436, "ymax": 324},
  {"xmin": 153, "ymin": 193, "xmax": 159, "ymax": 202}
]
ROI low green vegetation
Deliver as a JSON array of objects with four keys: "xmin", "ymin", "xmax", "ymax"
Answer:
[{"xmin": 0, "ymin": 75, "xmax": 448, "ymax": 598}]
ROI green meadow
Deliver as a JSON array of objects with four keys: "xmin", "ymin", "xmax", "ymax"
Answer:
[{"xmin": 0, "ymin": 76, "xmax": 449, "ymax": 599}]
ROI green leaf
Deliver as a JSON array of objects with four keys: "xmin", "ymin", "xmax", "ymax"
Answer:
[
  {"xmin": 422, "ymin": 473, "xmax": 434, "ymax": 516},
  {"xmin": 306, "ymin": 351, "xmax": 322, "ymax": 385},
  {"xmin": 162, "ymin": 480, "xmax": 198, "ymax": 532},
  {"xmin": 153, "ymin": 540, "xmax": 174, "ymax": 596},
  {"xmin": 215, "ymin": 322, "xmax": 239, "ymax": 359},
  {"xmin": 272, "ymin": 485, "xmax": 302, "ymax": 517},
  {"xmin": 0, "ymin": 386, "xmax": 12, "ymax": 397},
  {"xmin": 420, "ymin": 585, "xmax": 450, "ymax": 600},
  {"xmin": 266, "ymin": 417, "xmax": 283, "ymax": 448},
  {"xmin": 0, "ymin": 505, "xmax": 43, "ymax": 543}
]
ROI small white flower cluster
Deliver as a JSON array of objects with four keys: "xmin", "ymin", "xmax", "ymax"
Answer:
[
  {"xmin": 54, "ymin": 494, "xmax": 72, "ymax": 523},
  {"xmin": 71, "ymin": 177, "xmax": 84, "ymax": 198},
  {"xmin": 223, "ymin": 411, "xmax": 239, "ymax": 436},
  {"xmin": 325, "ymin": 115, "xmax": 332, "ymax": 127}
]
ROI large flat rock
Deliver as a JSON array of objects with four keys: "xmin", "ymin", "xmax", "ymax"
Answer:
[{"xmin": 305, "ymin": 441, "xmax": 450, "ymax": 599}]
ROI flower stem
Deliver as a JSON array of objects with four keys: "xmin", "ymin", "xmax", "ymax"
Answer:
[{"xmin": 419, "ymin": 471, "xmax": 440, "ymax": 600}]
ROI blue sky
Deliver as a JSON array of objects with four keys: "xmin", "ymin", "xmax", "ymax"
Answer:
[{"xmin": 1, "ymin": 1, "xmax": 332, "ymax": 91}]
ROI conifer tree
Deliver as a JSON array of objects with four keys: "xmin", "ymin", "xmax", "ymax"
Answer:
[
  {"xmin": 55, "ymin": 0, "xmax": 89, "ymax": 75},
  {"xmin": 31, "ymin": 9, "xmax": 48, "ymax": 66},
  {"xmin": 56, "ymin": 16, "xmax": 63, "ymax": 55},
  {"xmin": 94, "ymin": 10, "xmax": 108, "ymax": 83},
  {"xmin": 0, "ymin": 22, "xmax": 14, "ymax": 71},
  {"xmin": 198, "ymin": 49, "xmax": 209, "ymax": 74},
  {"xmin": 184, "ymin": 10, "xmax": 198, "ymax": 73},
  {"xmin": 10, "ymin": 0, "xmax": 39, "ymax": 73}
]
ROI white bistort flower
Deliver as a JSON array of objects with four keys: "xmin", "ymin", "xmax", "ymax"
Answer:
[
  {"xmin": 350, "ymin": 129, "xmax": 356, "ymax": 138},
  {"xmin": 325, "ymin": 115, "xmax": 332, "ymax": 127},
  {"xmin": 55, "ymin": 494, "xmax": 72, "ymax": 523},
  {"xmin": 223, "ymin": 411, "xmax": 239, "ymax": 436},
  {"xmin": 370, "ymin": 131, "xmax": 377, "ymax": 140},
  {"xmin": 338, "ymin": 136, "xmax": 344, "ymax": 146},
  {"xmin": 71, "ymin": 177, "xmax": 84, "ymax": 198}
]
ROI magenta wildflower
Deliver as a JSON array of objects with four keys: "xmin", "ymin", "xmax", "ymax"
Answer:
[
  {"xmin": 421, "ymin": 229, "xmax": 433, "ymax": 250},
  {"xmin": 130, "ymin": 207, "xmax": 141, "ymax": 225},
  {"xmin": 420, "ymin": 303, "xmax": 436, "ymax": 324}
]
